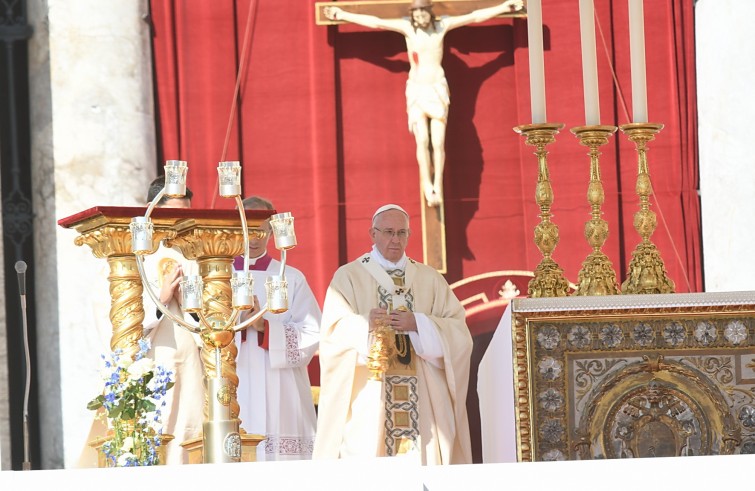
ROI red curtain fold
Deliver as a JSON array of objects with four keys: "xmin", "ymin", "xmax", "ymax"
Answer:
[
  {"xmin": 151, "ymin": 0, "xmax": 341, "ymax": 295},
  {"xmin": 151, "ymin": 0, "xmax": 243, "ymax": 204}
]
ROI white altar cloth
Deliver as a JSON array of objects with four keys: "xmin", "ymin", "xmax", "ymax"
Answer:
[{"xmin": 476, "ymin": 303, "xmax": 517, "ymax": 463}]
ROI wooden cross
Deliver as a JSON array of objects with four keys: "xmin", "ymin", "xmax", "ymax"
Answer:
[
  {"xmin": 315, "ymin": 0, "xmax": 527, "ymax": 25},
  {"xmin": 316, "ymin": 0, "xmax": 527, "ymax": 273}
]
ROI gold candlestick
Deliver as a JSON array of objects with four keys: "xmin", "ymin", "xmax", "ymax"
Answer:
[
  {"xmin": 619, "ymin": 122, "xmax": 675, "ymax": 294},
  {"xmin": 514, "ymin": 123, "xmax": 570, "ymax": 298},
  {"xmin": 571, "ymin": 125, "xmax": 620, "ymax": 296}
]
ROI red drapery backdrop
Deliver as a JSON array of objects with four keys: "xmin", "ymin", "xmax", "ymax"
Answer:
[
  {"xmin": 149, "ymin": 0, "xmax": 701, "ymax": 462},
  {"xmin": 149, "ymin": 0, "xmax": 701, "ymax": 302}
]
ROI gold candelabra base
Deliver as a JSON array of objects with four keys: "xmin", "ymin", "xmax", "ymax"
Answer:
[
  {"xmin": 528, "ymin": 257, "xmax": 571, "ymax": 298},
  {"xmin": 619, "ymin": 122, "xmax": 675, "ymax": 295},
  {"xmin": 575, "ymin": 251, "xmax": 620, "ymax": 296},
  {"xmin": 182, "ymin": 431, "xmax": 264, "ymax": 464},
  {"xmin": 571, "ymin": 125, "xmax": 620, "ymax": 296},
  {"xmin": 514, "ymin": 123, "xmax": 570, "ymax": 298},
  {"xmin": 621, "ymin": 241, "xmax": 675, "ymax": 294}
]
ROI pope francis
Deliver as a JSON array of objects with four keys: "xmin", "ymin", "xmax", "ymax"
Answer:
[{"xmin": 313, "ymin": 204, "xmax": 473, "ymax": 464}]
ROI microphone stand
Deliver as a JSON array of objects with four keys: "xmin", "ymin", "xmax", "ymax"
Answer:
[
  {"xmin": 16, "ymin": 260, "xmax": 31, "ymax": 471},
  {"xmin": 21, "ymin": 296, "xmax": 31, "ymax": 471}
]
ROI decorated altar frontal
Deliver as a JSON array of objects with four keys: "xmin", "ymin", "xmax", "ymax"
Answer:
[
  {"xmin": 0, "ymin": 453, "xmax": 749, "ymax": 490},
  {"xmin": 479, "ymin": 290, "xmax": 755, "ymax": 463}
]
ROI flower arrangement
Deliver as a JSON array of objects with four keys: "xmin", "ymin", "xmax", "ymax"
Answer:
[{"xmin": 87, "ymin": 338, "xmax": 175, "ymax": 467}]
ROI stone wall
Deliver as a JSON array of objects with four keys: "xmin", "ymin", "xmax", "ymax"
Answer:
[
  {"xmin": 27, "ymin": 0, "xmax": 156, "ymax": 468},
  {"xmin": 696, "ymin": 0, "xmax": 755, "ymax": 292}
]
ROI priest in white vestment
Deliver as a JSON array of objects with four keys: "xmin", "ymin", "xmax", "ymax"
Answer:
[
  {"xmin": 141, "ymin": 182, "xmax": 205, "ymax": 465},
  {"xmin": 234, "ymin": 196, "xmax": 321, "ymax": 461},
  {"xmin": 142, "ymin": 245, "xmax": 205, "ymax": 465},
  {"xmin": 313, "ymin": 204, "xmax": 473, "ymax": 465}
]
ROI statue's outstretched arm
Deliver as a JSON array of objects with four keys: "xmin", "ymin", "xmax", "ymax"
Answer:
[
  {"xmin": 323, "ymin": 6, "xmax": 409, "ymax": 35},
  {"xmin": 443, "ymin": 0, "xmax": 523, "ymax": 31}
]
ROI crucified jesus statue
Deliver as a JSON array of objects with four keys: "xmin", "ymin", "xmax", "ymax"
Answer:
[{"xmin": 323, "ymin": 0, "xmax": 524, "ymax": 207}]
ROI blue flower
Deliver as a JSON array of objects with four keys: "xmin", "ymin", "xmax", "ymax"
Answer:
[
  {"xmin": 87, "ymin": 338, "xmax": 174, "ymax": 467},
  {"xmin": 137, "ymin": 338, "xmax": 151, "ymax": 359}
]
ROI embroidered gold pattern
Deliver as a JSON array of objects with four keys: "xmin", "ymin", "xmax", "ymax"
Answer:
[{"xmin": 394, "ymin": 385, "xmax": 409, "ymax": 401}]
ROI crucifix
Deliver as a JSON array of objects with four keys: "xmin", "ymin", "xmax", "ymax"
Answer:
[{"xmin": 316, "ymin": 0, "xmax": 526, "ymax": 273}]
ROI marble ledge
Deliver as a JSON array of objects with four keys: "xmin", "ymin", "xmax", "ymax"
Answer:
[{"xmin": 514, "ymin": 291, "xmax": 755, "ymax": 313}]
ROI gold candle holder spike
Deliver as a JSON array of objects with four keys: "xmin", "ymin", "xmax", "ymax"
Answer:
[
  {"xmin": 619, "ymin": 122, "xmax": 675, "ymax": 294},
  {"xmin": 571, "ymin": 125, "xmax": 620, "ymax": 296},
  {"xmin": 514, "ymin": 123, "xmax": 570, "ymax": 298}
]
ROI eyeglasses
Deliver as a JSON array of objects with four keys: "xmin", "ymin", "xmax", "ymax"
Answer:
[
  {"xmin": 373, "ymin": 227, "xmax": 410, "ymax": 240},
  {"xmin": 248, "ymin": 227, "xmax": 269, "ymax": 240}
]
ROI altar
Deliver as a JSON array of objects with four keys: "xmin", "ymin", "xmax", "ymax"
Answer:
[{"xmin": 478, "ymin": 291, "xmax": 755, "ymax": 463}]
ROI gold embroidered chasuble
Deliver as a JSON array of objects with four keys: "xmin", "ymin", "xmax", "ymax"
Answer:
[
  {"xmin": 313, "ymin": 254, "xmax": 474, "ymax": 464},
  {"xmin": 380, "ymin": 266, "xmax": 419, "ymax": 456}
]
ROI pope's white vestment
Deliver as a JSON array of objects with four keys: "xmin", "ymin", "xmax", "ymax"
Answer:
[{"xmin": 313, "ymin": 250, "xmax": 473, "ymax": 465}]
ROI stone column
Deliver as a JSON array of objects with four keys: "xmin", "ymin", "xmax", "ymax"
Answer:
[{"xmin": 27, "ymin": 0, "xmax": 157, "ymax": 468}]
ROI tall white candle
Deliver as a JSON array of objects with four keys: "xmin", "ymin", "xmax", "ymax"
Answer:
[
  {"xmin": 578, "ymin": 0, "xmax": 600, "ymax": 125},
  {"xmin": 628, "ymin": 0, "xmax": 648, "ymax": 122},
  {"xmin": 526, "ymin": 0, "xmax": 546, "ymax": 124}
]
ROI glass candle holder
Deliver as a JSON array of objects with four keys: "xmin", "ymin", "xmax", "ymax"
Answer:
[
  {"xmin": 181, "ymin": 274, "xmax": 204, "ymax": 312},
  {"xmin": 217, "ymin": 161, "xmax": 241, "ymax": 198},
  {"xmin": 265, "ymin": 275, "xmax": 288, "ymax": 313},
  {"xmin": 270, "ymin": 212, "xmax": 297, "ymax": 250},
  {"xmin": 164, "ymin": 160, "xmax": 188, "ymax": 197},
  {"xmin": 231, "ymin": 271, "xmax": 254, "ymax": 310},
  {"xmin": 129, "ymin": 217, "xmax": 154, "ymax": 254}
]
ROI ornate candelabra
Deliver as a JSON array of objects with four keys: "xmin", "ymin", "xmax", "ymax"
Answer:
[
  {"xmin": 618, "ymin": 123, "xmax": 675, "ymax": 294},
  {"xmin": 571, "ymin": 125, "xmax": 620, "ymax": 296},
  {"xmin": 514, "ymin": 123, "xmax": 570, "ymax": 298},
  {"xmin": 130, "ymin": 160, "xmax": 297, "ymax": 463}
]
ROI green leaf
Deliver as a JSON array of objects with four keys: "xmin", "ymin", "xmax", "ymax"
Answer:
[
  {"xmin": 109, "ymin": 406, "xmax": 123, "ymax": 419},
  {"xmin": 87, "ymin": 395, "xmax": 105, "ymax": 411}
]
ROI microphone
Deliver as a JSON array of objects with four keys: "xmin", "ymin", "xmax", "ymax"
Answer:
[
  {"xmin": 15, "ymin": 260, "xmax": 31, "ymax": 470},
  {"xmin": 15, "ymin": 260, "xmax": 27, "ymax": 297}
]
